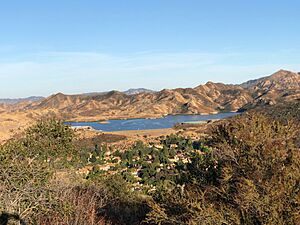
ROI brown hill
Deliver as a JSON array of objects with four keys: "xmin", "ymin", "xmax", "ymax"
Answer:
[
  {"xmin": 240, "ymin": 69, "xmax": 300, "ymax": 110},
  {"xmin": 241, "ymin": 69, "xmax": 300, "ymax": 90},
  {"xmin": 9, "ymin": 69, "xmax": 300, "ymax": 121}
]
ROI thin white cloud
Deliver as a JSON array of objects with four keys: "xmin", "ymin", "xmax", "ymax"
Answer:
[
  {"xmin": 0, "ymin": 51, "xmax": 232, "ymax": 79},
  {"xmin": 0, "ymin": 50, "xmax": 299, "ymax": 98}
]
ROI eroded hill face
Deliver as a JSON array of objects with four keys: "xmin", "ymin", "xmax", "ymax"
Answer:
[
  {"xmin": 240, "ymin": 70, "xmax": 300, "ymax": 110},
  {"xmin": 7, "ymin": 69, "xmax": 300, "ymax": 121}
]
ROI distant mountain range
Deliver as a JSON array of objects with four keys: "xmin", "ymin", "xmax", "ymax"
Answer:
[
  {"xmin": 81, "ymin": 88, "xmax": 155, "ymax": 97},
  {"xmin": 0, "ymin": 96, "xmax": 44, "ymax": 104},
  {"xmin": 4, "ymin": 69, "xmax": 300, "ymax": 121},
  {"xmin": 0, "ymin": 89, "xmax": 155, "ymax": 104},
  {"xmin": 123, "ymin": 88, "xmax": 155, "ymax": 95}
]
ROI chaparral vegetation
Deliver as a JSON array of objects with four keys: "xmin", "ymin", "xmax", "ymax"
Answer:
[{"xmin": 0, "ymin": 101, "xmax": 299, "ymax": 225}]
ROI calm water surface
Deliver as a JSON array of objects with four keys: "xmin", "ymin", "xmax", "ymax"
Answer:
[{"xmin": 66, "ymin": 112, "xmax": 239, "ymax": 131}]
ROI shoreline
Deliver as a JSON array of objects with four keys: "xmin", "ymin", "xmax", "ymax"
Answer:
[
  {"xmin": 67, "ymin": 112, "xmax": 238, "ymax": 134},
  {"xmin": 65, "ymin": 110, "xmax": 238, "ymax": 123}
]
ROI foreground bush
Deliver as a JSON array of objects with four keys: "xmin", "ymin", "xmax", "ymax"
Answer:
[
  {"xmin": 0, "ymin": 121, "xmax": 62, "ymax": 223},
  {"xmin": 147, "ymin": 114, "xmax": 300, "ymax": 224},
  {"xmin": 0, "ymin": 119, "xmax": 149, "ymax": 224}
]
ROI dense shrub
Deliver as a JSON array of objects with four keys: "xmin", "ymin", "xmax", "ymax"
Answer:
[
  {"xmin": 147, "ymin": 114, "xmax": 300, "ymax": 225},
  {"xmin": 23, "ymin": 119, "xmax": 76, "ymax": 161},
  {"xmin": 0, "ymin": 120, "xmax": 72, "ymax": 223},
  {"xmin": 0, "ymin": 119, "xmax": 148, "ymax": 225}
]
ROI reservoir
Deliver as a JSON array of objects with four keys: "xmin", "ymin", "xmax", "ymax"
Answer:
[{"xmin": 66, "ymin": 112, "xmax": 238, "ymax": 132}]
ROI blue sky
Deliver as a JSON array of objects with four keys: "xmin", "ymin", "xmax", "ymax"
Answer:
[{"xmin": 0, "ymin": 0, "xmax": 299, "ymax": 98}]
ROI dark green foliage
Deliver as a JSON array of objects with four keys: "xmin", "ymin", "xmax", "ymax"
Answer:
[
  {"xmin": 0, "ymin": 119, "xmax": 74, "ymax": 223},
  {"xmin": 0, "ymin": 119, "xmax": 149, "ymax": 224},
  {"xmin": 186, "ymin": 151, "xmax": 221, "ymax": 186},
  {"xmin": 24, "ymin": 119, "xmax": 75, "ymax": 158},
  {"xmin": 147, "ymin": 113, "xmax": 300, "ymax": 225}
]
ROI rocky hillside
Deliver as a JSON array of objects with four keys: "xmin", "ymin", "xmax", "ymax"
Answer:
[
  {"xmin": 240, "ymin": 70, "xmax": 300, "ymax": 110},
  {"xmin": 12, "ymin": 69, "xmax": 300, "ymax": 120}
]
